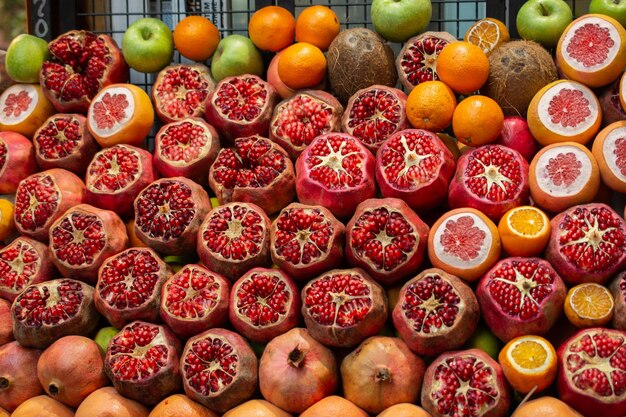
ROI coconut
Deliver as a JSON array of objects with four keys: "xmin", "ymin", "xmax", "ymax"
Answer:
[
  {"xmin": 327, "ymin": 28, "xmax": 397, "ymax": 103},
  {"xmin": 482, "ymin": 40, "xmax": 557, "ymax": 117}
]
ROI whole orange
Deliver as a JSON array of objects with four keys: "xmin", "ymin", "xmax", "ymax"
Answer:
[
  {"xmin": 406, "ymin": 80, "xmax": 457, "ymax": 132},
  {"xmin": 437, "ymin": 41, "xmax": 490, "ymax": 94},
  {"xmin": 174, "ymin": 16, "xmax": 220, "ymax": 62},
  {"xmin": 452, "ymin": 95, "xmax": 504, "ymax": 146},
  {"xmin": 277, "ymin": 42, "xmax": 326, "ymax": 90},
  {"xmin": 296, "ymin": 5, "xmax": 340, "ymax": 51},
  {"xmin": 249, "ymin": 6, "xmax": 295, "ymax": 52}
]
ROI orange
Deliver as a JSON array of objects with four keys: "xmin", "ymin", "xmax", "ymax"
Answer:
[
  {"xmin": 565, "ymin": 283, "xmax": 614, "ymax": 328},
  {"xmin": 296, "ymin": 5, "xmax": 340, "ymax": 51},
  {"xmin": 512, "ymin": 397, "xmax": 583, "ymax": 417},
  {"xmin": 126, "ymin": 219, "xmax": 148, "ymax": 248},
  {"xmin": 437, "ymin": 41, "xmax": 490, "ymax": 95},
  {"xmin": 621, "ymin": 71, "xmax": 626, "ymax": 111},
  {"xmin": 498, "ymin": 206, "xmax": 550, "ymax": 257},
  {"xmin": 149, "ymin": 394, "xmax": 217, "ymax": 417},
  {"xmin": 436, "ymin": 133, "xmax": 461, "ymax": 161},
  {"xmin": 277, "ymin": 42, "xmax": 326, "ymax": 90},
  {"xmin": 222, "ymin": 399, "xmax": 292, "ymax": 417},
  {"xmin": 464, "ymin": 18, "xmax": 510, "ymax": 55},
  {"xmin": 0, "ymin": 84, "xmax": 55, "ymax": 138},
  {"xmin": 248, "ymin": 6, "xmax": 295, "ymax": 52},
  {"xmin": 0, "ymin": 199, "xmax": 15, "ymax": 242},
  {"xmin": 11, "ymin": 396, "xmax": 74, "ymax": 417},
  {"xmin": 174, "ymin": 16, "xmax": 220, "ymax": 61},
  {"xmin": 452, "ymin": 95, "xmax": 504, "ymax": 146},
  {"xmin": 300, "ymin": 396, "xmax": 369, "ymax": 417},
  {"xmin": 498, "ymin": 335, "xmax": 557, "ymax": 394},
  {"xmin": 406, "ymin": 81, "xmax": 457, "ymax": 132},
  {"xmin": 377, "ymin": 403, "xmax": 432, "ymax": 417}
]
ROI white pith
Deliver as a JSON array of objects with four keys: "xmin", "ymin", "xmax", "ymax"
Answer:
[
  {"xmin": 17, "ymin": 174, "xmax": 59, "ymax": 232},
  {"xmin": 235, "ymin": 272, "xmax": 291, "ymax": 326},
  {"xmin": 621, "ymin": 72, "xmax": 626, "ymax": 105},
  {"xmin": 561, "ymin": 16, "xmax": 621, "ymax": 72},
  {"xmin": 470, "ymin": 156, "xmax": 512, "ymax": 194},
  {"xmin": 86, "ymin": 146, "xmax": 141, "ymax": 194},
  {"xmin": 165, "ymin": 266, "xmax": 218, "ymax": 318},
  {"xmin": 602, "ymin": 125, "xmax": 626, "ymax": 183},
  {"xmin": 534, "ymin": 145, "xmax": 592, "ymax": 197},
  {"xmin": 537, "ymin": 81, "xmax": 599, "ymax": 136},
  {"xmin": 2, "ymin": 241, "xmax": 38, "ymax": 283},
  {"xmin": 158, "ymin": 121, "xmax": 211, "ymax": 166},
  {"xmin": 111, "ymin": 326, "xmax": 168, "ymax": 379},
  {"xmin": 0, "ymin": 84, "xmax": 38, "ymax": 125},
  {"xmin": 52, "ymin": 211, "xmax": 104, "ymax": 267},
  {"xmin": 185, "ymin": 335, "xmax": 237, "ymax": 395},
  {"xmin": 394, "ymin": 134, "xmax": 436, "ymax": 181},
  {"xmin": 561, "ymin": 213, "xmax": 617, "ymax": 253},
  {"xmin": 432, "ymin": 212, "xmax": 493, "ymax": 269},
  {"xmin": 89, "ymin": 86, "xmax": 135, "ymax": 137},
  {"xmin": 467, "ymin": 19, "xmax": 500, "ymax": 52},
  {"xmin": 569, "ymin": 283, "xmax": 614, "ymax": 320},
  {"xmin": 506, "ymin": 336, "xmax": 554, "ymax": 374}
]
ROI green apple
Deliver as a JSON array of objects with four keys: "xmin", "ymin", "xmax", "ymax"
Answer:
[
  {"xmin": 122, "ymin": 18, "xmax": 174, "ymax": 73},
  {"xmin": 211, "ymin": 35, "xmax": 263, "ymax": 82},
  {"xmin": 516, "ymin": 0, "xmax": 573, "ymax": 49},
  {"xmin": 5, "ymin": 34, "xmax": 50, "ymax": 83},
  {"xmin": 93, "ymin": 326, "xmax": 119, "ymax": 354},
  {"xmin": 371, "ymin": 0, "xmax": 432, "ymax": 42},
  {"xmin": 590, "ymin": 0, "xmax": 626, "ymax": 28}
]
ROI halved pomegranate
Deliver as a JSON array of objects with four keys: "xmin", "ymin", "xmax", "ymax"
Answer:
[
  {"xmin": 229, "ymin": 267, "xmax": 300, "ymax": 343},
  {"xmin": 592, "ymin": 121, "xmax": 626, "ymax": 192},
  {"xmin": 134, "ymin": 177, "xmax": 210, "ymax": 255},
  {"xmin": 301, "ymin": 268, "xmax": 388, "ymax": 347},
  {"xmin": 269, "ymin": 90, "xmax": 343, "ymax": 159},
  {"xmin": 392, "ymin": 268, "xmax": 480, "ymax": 356},
  {"xmin": 0, "ymin": 84, "xmax": 55, "ymax": 138},
  {"xmin": 448, "ymin": 144, "xmax": 530, "ymax": 221},
  {"xmin": 270, "ymin": 202, "xmax": 345, "ymax": 281},
  {"xmin": 154, "ymin": 117, "xmax": 220, "ymax": 185},
  {"xmin": 40, "ymin": 30, "xmax": 128, "ymax": 113},
  {"xmin": 152, "ymin": 63, "xmax": 215, "ymax": 123},
  {"xmin": 557, "ymin": 328, "xmax": 626, "ymax": 417},
  {"xmin": 209, "ymin": 135, "xmax": 295, "ymax": 215},
  {"xmin": 610, "ymin": 272, "xmax": 626, "ymax": 331},
  {"xmin": 0, "ymin": 237, "xmax": 55, "ymax": 302},
  {"xmin": 197, "ymin": 202, "xmax": 271, "ymax": 280},
  {"xmin": 13, "ymin": 168, "xmax": 86, "ymax": 242},
  {"xmin": 205, "ymin": 74, "xmax": 278, "ymax": 142},
  {"xmin": 376, "ymin": 129, "xmax": 456, "ymax": 212},
  {"xmin": 295, "ymin": 132, "xmax": 376, "ymax": 219},
  {"xmin": 11, "ymin": 279, "xmax": 99, "ymax": 349},
  {"xmin": 0, "ymin": 131, "xmax": 36, "ymax": 194},
  {"xmin": 160, "ymin": 263, "xmax": 230, "ymax": 339},
  {"xmin": 181, "ymin": 328, "xmax": 258, "ymax": 413},
  {"xmin": 477, "ymin": 257, "xmax": 567, "ymax": 342},
  {"xmin": 546, "ymin": 203, "xmax": 626, "ymax": 285},
  {"xmin": 95, "ymin": 247, "xmax": 172, "ymax": 329}
]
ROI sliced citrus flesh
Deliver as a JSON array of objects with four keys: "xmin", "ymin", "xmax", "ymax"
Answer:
[
  {"xmin": 499, "ymin": 335, "xmax": 557, "ymax": 393},
  {"xmin": 565, "ymin": 283, "xmax": 614, "ymax": 328},
  {"xmin": 498, "ymin": 206, "xmax": 550, "ymax": 257},
  {"xmin": 464, "ymin": 18, "xmax": 510, "ymax": 55}
]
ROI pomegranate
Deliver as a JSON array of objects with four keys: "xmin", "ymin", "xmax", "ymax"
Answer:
[
  {"xmin": 376, "ymin": 129, "xmax": 455, "ymax": 212},
  {"xmin": 11, "ymin": 278, "xmax": 99, "ymax": 349},
  {"xmin": 0, "ymin": 237, "xmax": 55, "ymax": 302},
  {"xmin": 0, "ymin": 299, "xmax": 12, "ymax": 345},
  {"xmin": 448, "ymin": 144, "xmax": 530, "ymax": 221},
  {"xmin": 495, "ymin": 116, "xmax": 539, "ymax": 162},
  {"xmin": 181, "ymin": 328, "xmax": 258, "ymax": 413},
  {"xmin": 557, "ymin": 328, "xmax": 626, "ymax": 417},
  {"xmin": 13, "ymin": 168, "xmax": 86, "ymax": 241},
  {"xmin": 392, "ymin": 268, "xmax": 480, "ymax": 356},
  {"xmin": 396, "ymin": 31, "xmax": 458, "ymax": 91},
  {"xmin": 610, "ymin": 272, "xmax": 626, "ymax": 331},
  {"xmin": 0, "ymin": 131, "xmax": 36, "ymax": 194},
  {"xmin": 33, "ymin": 113, "xmax": 98, "ymax": 173},
  {"xmin": 160, "ymin": 263, "xmax": 230, "ymax": 339},
  {"xmin": 346, "ymin": 198, "xmax": 429, "ymax": 284},
  {"xmin": 85, "ymin": 144, "xmax": 157, "ymax": 216},
  {"xmin": 37, "ymin": 335, "xmax": 108, "ymax": 407},
  {"xmin": 269, "ymin": 90, "xmax": 343, "ymax": 160},
  {"xmin": 229, "ymin": 267, "xmax": 300, "ymax": 343},
  {"xmin": 546, "ymin": 203, "xmax": 626, "ymax": 285},
  {"xmin": 270, "ymin": 202, "xmax": 345, "ymax": 281},
  {"xmin": 40, "ymin": 30, "xmax": 129, "ymax": 113},
  {"xmin": 209, "ymin": 135, "xmax": 295, "ymax": 215},
  {"xmin": 341, "ymin": 336, "xmax": 426, "ymax": 414},
  {"xmin": 205, "ymin": 74, "xmax": 279, "ymax": 142},
  {"xmin": 134, "ymin": 177, "xmax": 210, "ymax": 255},
  {"xmin": 105, "ymin": 321, "xmax": 182, "ymax": 406},
  {"xmin": 48, "ymin": 203, "xmax": 128, "ymax": 284},
  {"xmin": 95, "ymin": 247, "xmax": 172, "ymax": 328},
  {"xmin": 154, "ymin": 118, "xmax": 220, "ymax": 185},
  {"xmin": 152, "ymin": 63, "xmax": 215, "ymax": 123},
  {"xmin": 421, "ymin": 348, "xmax": 510, "ymax": 417},
  {"xmin": 197, "ymin": 202, "xmax": 271, "ymax": 280},
  {"xmin": 75, "ymin": 387, "xmax": 149, "ymax": 417},
  {"xmin": 599, "ymin": 76, "xmax": 626, "ymax": 127},
  {"xmin": 296, "ymin": 132, "xmax": 376, "ymax": 219},
  {"xmin": 0, "ymin": 341, "xmax": 42, "ymax": 412},
  {"xmin": 301, "ymin": 268, "xmax": 388, "ymax": 347},
  {"xmin": 259, "ymin": 327, "xmax": 339, "ymax": 414},
  {"xmin": 476, "ymin": 257, "xmax": 567, "ymax": 342}
]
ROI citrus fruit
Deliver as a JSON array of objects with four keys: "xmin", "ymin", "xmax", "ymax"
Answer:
[
  {"xmin": 0, "ymin": 199, "xmax": 15, "ymax": 242},
  {"xmin": 498, "ymin": 206, "xmax": 550, "ymax": 257},
  {"xmin": 437, "ymin": 41, "xmax": 490, "ymax": 95},
  {"xmin": 464, "ymin": 18, "xmax": 510, "ymax": 55},
  {"xmin": 512, "ymin": 396, "xmax": 584, "ymax": 417},
  {"xmin": 248, "ymin": 6, "xmax": 295, "ymax": 52},
  {"xmin": 300, "ymin": 396, "xmax": 369, "ymax": 417},
  {"xmin": 125, "ymin": 219, "xmax": 148, "ymax": 248},
  {"xmin": 406, "ymin": 81, "xmax": 456, "ymax": 132},
  {"xmin": 5, "ymin": 34, "xmax": 50, "ymax": 83},
  {"xmin": 149, "ymin": 394, "xmax": 217, "ymax": 417},
  {"xmin": 277, "ymin": 42, "xmax": 326, "ymax": 90},
  {"xmin": 498, "ymin": 335, "xmax": 557, "ymax": 394},
  {"xmin": 377, "ymin": 403, "xmax": 432, "ymax": 417},
  {"xmin": 223, "ymin": 400, "xmax": 292, "ymax": 417},
  {"xmin": 452, "ymin": 95, "xmax": 504, "ymax": 146},
  {"xmin": 174, "ymin": 16, "xmax": 220, "ymax": 61},
  {"xmin": 0, "ymin": 84, "xmax": 55, "ymax": 138},
  {"xmin": 592, "ymin": 120, "xmax": 626, "ymax": 193},
  {"xmin": 621, "ymin": 71, "xmax": 626, "ymax": 112},
  {"xmin": 565, "ymin": 283, "xmax": 614, "ymax": 328},
  {"xmin": 295, "ymin": 5, "xmax": 340, "ymax": 51}
]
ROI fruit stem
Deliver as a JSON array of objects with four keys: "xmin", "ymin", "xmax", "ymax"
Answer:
[
  {"xmin": 141, "ymin": 27, "xmax": 153, "ymax": 41},
  {"xmin": 288, "ymin": 347, "xmax": 305, "ymax": 368},
  {"xmin": 538, "ymin": 2, "xmax": 549, "ymax": 16},
  {"xmin": 375, "ymin": 367, "xmax": 391, "ymax": 383},
  {"xmin": 0, "ymin": 377, "xmax": 8, "ymax": 389}
]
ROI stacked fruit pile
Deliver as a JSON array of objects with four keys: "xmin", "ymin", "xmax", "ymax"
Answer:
[{"xmin": 1, "ymin": 0, "xmax": 626, "ymax": 416}]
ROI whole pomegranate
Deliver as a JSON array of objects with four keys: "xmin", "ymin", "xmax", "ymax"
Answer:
[
  {"xmin": 495, "ymin": 116, "xmax": 539, "ymax": 162},
  {"xmin": 610, "ymin": 271, "xmax": 626, "ymax": 331},
  {"xmin": 0, "ymin": 299, "xmax": 12, "ymax": 345},
  {"xmin": 0, "ymin": 237, "xmax": 55, "ymax": 302},
  {"xmin": 0, "ymin": 131, "xmax": 37, "ymax": 194},
  {"xmin": 599, "ymin": 76, "xmax": 626, "ymax": 127},
  {"xmin": 259, "ymin": 327, "xmax": 339, "ymax": 414},
  {"xmin": 0, "ymin": 341, "xmax": 42, "ymax": 412}
]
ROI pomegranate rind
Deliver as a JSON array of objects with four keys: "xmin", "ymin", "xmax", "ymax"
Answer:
[
  {"xmin": 609, "ymin": 272, "xmax": 626, "ymax": 331},
  {"xmin": 592, "ymin": 121, "xmax": 626, "ymax": 192},
  {"xmin": 476, "ymin": 257, "xmax": 567, "ymax": 342},
  {"xmin": 556, "ymin": 14, "xmax": 626, "ymax": 88},
  {"xmin": 0, "ymin": 237, "xmax": 55, "ymax": 302},
  {"xmin": 181, "ymin": 328, "xmax": 258, "ymax": 413},
  {"xmin": 393, "ymin": 268, "xmax": 480, "ymax": 356},
  {"xmin": 0, "ymin": 131, "xmax": 37, "ymax": 194},
  {"xmin": 0, "ymin": 84, "xmax": 55, "ymax": 138},
  {"xmin": 557, "ymin": 328, "xmax": 626, "ymax": 417}
]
